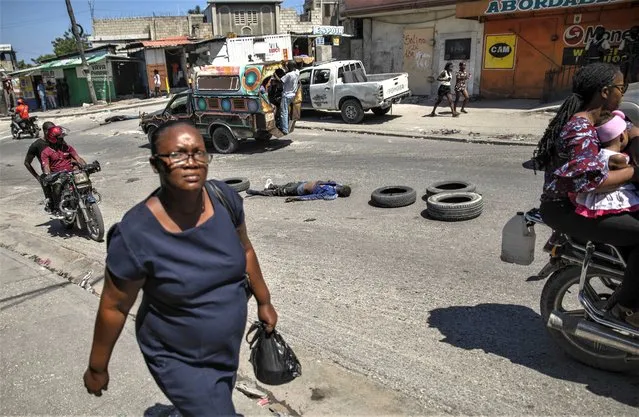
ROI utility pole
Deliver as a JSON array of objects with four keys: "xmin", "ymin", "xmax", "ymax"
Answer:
[{"xmin": 66, "ymin": 0, "xmax": 97, "ymax": 104}]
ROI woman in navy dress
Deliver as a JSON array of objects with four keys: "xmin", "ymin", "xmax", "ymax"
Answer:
[{"xmin": 83, "ymin": 120, "xmax": 278, "ymax": 416}]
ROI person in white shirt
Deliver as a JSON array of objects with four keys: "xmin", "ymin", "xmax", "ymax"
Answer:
[
  {"xmin": 428, "ymin": 62, "xmax": 458, "ymax": 117},
  {"xmin": 153, "ymin": 70, "xmax": 161, "ymax": 97},
  {"xmin": 278, "ymin": 62, "xmax": 300, "ymax": 134}
]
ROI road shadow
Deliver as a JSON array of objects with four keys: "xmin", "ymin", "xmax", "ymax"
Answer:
[
  {"xmin": 143, "ymin": 403, "xmax": 178, "ymax": 417},
  {"xmin": 301, "ymin": 109, "xmax": 402, "ymax": 125},
  {"xmin": 0, "ymin": 280, "xmax": 72, "ymax": 311},
  {"xmin": 428, "ymin": 303, "xmax": 639, "ymax": 407},
  {"xmin": 35, "ymin": 219, "xmax": 89, "ymax": 241}
]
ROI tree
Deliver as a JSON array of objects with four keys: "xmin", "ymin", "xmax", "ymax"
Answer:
[
  {"xmin": 32, "ymin": 54, "xmax": 56, "ymax": 65},
  {"xmin": 17, "ymin": 60, "xmax": 33, "ymax": 69},
  {"xmin": 187, "ymin": 5, "xmax": 202, "ymax": 14},
  {"xmin": 52, "ymin": 29, "xmax": 90, "ymax": 56}
]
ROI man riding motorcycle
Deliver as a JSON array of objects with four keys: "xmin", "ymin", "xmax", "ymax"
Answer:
[
  {"xmin": 25, "ymin": 121, "xmax": 56, "ymax": 211},
  {"xmin": 40, "ymin": 126, "xmax": 87, "ymax": 215},
  {"xmin": 14, "ymin": 98, "xmax": 30, "ymax": 132}
]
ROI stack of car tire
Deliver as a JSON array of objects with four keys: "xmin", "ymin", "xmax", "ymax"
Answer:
[{"xmin": 370, "ymin": 180, "xmax": 483, "ymax": 221}]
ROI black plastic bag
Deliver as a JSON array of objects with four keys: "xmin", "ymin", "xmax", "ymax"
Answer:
[{"xmin": 245, "ymin": 321, "xmax": 302, "ymax": 386}]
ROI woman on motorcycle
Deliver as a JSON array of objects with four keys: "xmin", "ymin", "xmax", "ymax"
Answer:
[{"xmin": 535, "ymin": 62, "xmax": 639, "ymax": 328}]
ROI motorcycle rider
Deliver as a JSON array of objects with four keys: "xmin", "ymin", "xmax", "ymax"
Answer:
[
  {"xmin": 25, "ymin": 121, "xmax": 56, "ymax": 211},
  {"xmin": 41, "ymin": 126, "xmax": 87, "ymax": 215},
  {"xmin": 534, "ymin": 63, "xmax": 639, "ymax": 327},
  {"xmin": 14, "ymin": 98, "xmax": 30, "ymax": 132}
]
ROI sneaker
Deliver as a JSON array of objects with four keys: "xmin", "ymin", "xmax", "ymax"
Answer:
[
  {"xmin": 609, "ymin": 304, "xmax": 639, "ymax": 328},
  {"xmin": 264, "ymin": 178, "xmax": 273, "ymax": 190}
]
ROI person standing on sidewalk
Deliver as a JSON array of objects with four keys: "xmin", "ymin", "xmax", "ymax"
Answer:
[
  {"xmin": 83, "ymin": 120, "xmax": 278, "ymax": 416},
  {"xmin": 453, "ymin": 62, "xmax": 470, "ymax": 115},
  {"xmin": 279, "ymin": 62, "xmax": 300, "ymax": 134},
  {"xmin": 153, "ymin": 70, "xmax": 161, "ymax": 97},
  {"xmin": 428, "ymin": 62, "xmax": 458, "ymax": 117},
  {"xmin": 37, "ymin": 81, "xmax": 46, "ymax": 111}
]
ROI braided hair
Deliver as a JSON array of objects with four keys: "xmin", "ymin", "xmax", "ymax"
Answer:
[{"xmin": 533, "ymin": 62, "xmax": 620, "ymax": 169}]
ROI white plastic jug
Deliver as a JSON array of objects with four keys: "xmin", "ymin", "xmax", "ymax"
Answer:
[{"xmin": 501, "ymin": 212, "xmax": 536, "ymax": 265}]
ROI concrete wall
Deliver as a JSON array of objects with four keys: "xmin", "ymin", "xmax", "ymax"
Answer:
[
  {"xmin": 214, "ymin": 4, "xmax": 276, "ymax": 36},
  {"xmin": 279, "ymin": 6, "xmax": 322, "ymax": 33},
  {"xmin": 361, "ymin": 6, "xmax": 483, "ymax": 97},
  {"xmin": 91, "ymin": 14, "xmax": 212, "ymax": 46}
]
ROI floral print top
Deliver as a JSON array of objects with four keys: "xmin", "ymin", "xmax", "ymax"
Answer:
[
  {"xmin": 542, "ymin": 116, "xmax": 609, "ymax": 202},
  {"xmin": 455, "ymin": 70, "xmax": 469, "ymax": 92}
]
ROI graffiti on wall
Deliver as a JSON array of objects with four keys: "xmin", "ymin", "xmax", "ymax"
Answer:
[{"xmin": 403, "ymin": 30, "xmax": 432, "ymax": 70}]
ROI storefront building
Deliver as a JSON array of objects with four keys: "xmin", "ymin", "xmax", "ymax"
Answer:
[
  {"xmin": 10, "ymin": 52, "xmax": 143, "ymax": 108},
  {"xmin": 456, "ymin": 0, "xmax": 639, "ymax": 100},
  {"xmin": 342, "ymin": 0, "xmax": 484, "ymax": 96}
]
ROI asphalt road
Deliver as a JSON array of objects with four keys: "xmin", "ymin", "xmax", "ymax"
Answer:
[{"xmin": 1, "ymin": 115, "xmax": 638, "ymax": 415}]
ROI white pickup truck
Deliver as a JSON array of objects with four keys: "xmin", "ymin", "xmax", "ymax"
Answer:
[{"xmin": 299, "ymin": 60, "xmax": 411, "ymax": 123}]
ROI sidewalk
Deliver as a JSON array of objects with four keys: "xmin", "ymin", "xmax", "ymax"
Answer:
[
  {"xmin": 0, "ymin": 247, "xmax": 271, "ymax": 416},
  {"xmin": 296, "ymin": 102, "xmax": 555, "ymax": 146},
  {"xmin": 0, "ymin": 244, "xmax": 425, "ymax": 416},
  {"xmin": 0, "ymin": 97, "xmax": 170, "ymax": 121}
]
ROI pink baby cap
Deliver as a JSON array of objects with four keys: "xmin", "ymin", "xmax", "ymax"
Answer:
[{"xmin": 596, "ymin": 110, "xmax": 627, "ymax": 143}]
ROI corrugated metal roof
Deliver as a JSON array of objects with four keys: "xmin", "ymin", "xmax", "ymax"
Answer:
[
  {"xmin": 141, "ymin": 36, "xmax": 195, "ymax": 48},
  {"xmin": 9, "ymin": 53, "xmax": 130, "ymax": 76}
]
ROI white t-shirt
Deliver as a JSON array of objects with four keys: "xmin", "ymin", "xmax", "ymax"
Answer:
[
  {"xmin": 154, "ymin": 74, "xmax": 161, "ymax": 87},
  {"xmin": 281, "ymin": 70, "xmax": 300, "ymax": 97},
  {"xmin": 438, "ymin": 70, "xmax": 452, "ymax": 87}
]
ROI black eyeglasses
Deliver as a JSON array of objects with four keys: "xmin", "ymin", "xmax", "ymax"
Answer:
[
  {"xmin": 609, "ymin": 84, "xmax": 628, "ymax": 94},
  {"xmin": 154, "ymin": 151, "xmax": 212, "ymax": 165}
]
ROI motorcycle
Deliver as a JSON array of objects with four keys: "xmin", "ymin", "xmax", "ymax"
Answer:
[
  {"xmin": 11, "ymin": 113, "xmax": 40, "ymax": 139},
  {"xmin": 520, "ymin": 208, "xmax": 639, "ymax": 372},
  {"xmin": 46, "ymin": 161, "xmax": 104, "ymax": 242}
]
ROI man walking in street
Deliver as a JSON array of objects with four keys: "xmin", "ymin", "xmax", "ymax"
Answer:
[
  {"xmin": 247, "ymin": 180, "xmax": 351, "ymax": 202},
  {"xmin": 278, "ymin": 62, "xmax": 300, "ymax": 135}
]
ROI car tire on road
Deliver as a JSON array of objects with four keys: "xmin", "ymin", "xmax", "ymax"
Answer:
[
  {"xmin": 222, "ymin": 177, "xmax": 250, "ymax": 193},
  {"xmin": 371, "ymin": 186, "xmax": 416, "ymax": 208},
  {"xmin": 371, "ymin": 106, "xmax": 391, "ymax": 116},
  {"xmin": 426, "ymin": 180, "xmax": 477, "ymax": 198},
  {"xmin": 341, "ymin": 99, "xmax": 365, "ymax": 124},
  {"xmin": 426, "ymin": 192, "xmax": 483, "ymax": 221},
  {"xmin": 212, "ymin": 127, "xmax": 239, "ymax": 154},
  {"xmin": 146, "ymin": 124, "xmax": 158, "ymax": 143}
]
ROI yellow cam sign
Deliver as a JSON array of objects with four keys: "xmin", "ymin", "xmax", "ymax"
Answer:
[{"xmin": 484, "ymin": 34, "xmax": 517, "ymax": 69}]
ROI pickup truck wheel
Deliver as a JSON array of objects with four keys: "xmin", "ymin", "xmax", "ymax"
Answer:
[
  {"xmin": 372, "ymin": 106, "xmax": 391, "ymax": 116},
  {"xmin": 341, "ymin": 99, "xmax": 365, "ymax": 124},
  {"xmin": 255, "ymin": 131, "xmax": 272, "ymax": 142},
  {"xmin": 212, "ymin": 127, "xmax": 239, "ymax": 154},
  {"xmin": 146, "ymin": 125, "xmax": 157, "ymax": 143}
]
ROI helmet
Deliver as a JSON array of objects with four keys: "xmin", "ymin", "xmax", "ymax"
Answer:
[
  {"xmin": 46, "ymin": 126, "xmax": 65, "ymax": 144},
  {"xmin": 42, "ymin": 121, "xmax": 56, "ymax": 133},
  {"xmin": 17, "ymin": 98, "xmax": 24, "ymax": 105}
]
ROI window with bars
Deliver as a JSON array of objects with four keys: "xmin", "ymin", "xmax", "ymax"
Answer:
[{"xmin": 234, "ymin": 10, "xmax": 258, "ymax": 26}]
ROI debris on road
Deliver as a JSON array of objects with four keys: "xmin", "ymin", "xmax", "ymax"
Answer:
[{"xmin": 101, "ymin": 114, "xmax": 140, "ymax": 125}]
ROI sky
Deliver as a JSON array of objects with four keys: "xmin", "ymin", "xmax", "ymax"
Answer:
[{"xmin": 0, "ymin": 0, "xmax": 305, "ymax": 63}]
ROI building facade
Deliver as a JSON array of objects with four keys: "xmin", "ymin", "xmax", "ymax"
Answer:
[
  {"xmin": 456, "ymin": 0, "xmax": 639, "ymax": 100},
  {"xmin": 204, "ymin": 0, "xmax": 282, "ymax": 37},
  {"xmin": 342, "ymin": 0, "xmax": 484, "ymax": 96},
  {"xmin": 90, "ymin": 14, "xmax": 212, "ymax": 48},
  {"xmin": 0, "ymin": 44, "xmax": 18, "ymax": 73}
]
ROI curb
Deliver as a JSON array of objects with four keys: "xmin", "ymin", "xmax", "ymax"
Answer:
[
  {"xmin": 295, "ymin": 124, "xmax": 539, "ymax": 147},
  {"xmin": 0, "ymin": 99, "xmax": 170, "ymax": 121}
]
